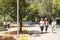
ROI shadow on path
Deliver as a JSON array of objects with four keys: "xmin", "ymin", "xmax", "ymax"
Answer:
[{"xmin": 22, "ymin": 30, "xmax": 50, "ymax": 35}]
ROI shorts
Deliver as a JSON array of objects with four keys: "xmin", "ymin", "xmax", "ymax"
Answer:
[{"xmin": 52, "ymin": 25, "xmax": 56, "ymax": 29}]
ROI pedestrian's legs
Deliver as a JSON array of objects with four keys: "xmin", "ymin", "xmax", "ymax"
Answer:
[
  {"xmin": 8, "ymin": 24, "xmax": 10, "ymax": 28},
  {"xmin": 53, "ymin": 26, "xmax": 56, "ymax": 33},
  {"xmin": 42, "ymin": 26, "xmax": 44, "ymax": 31},
  {"xmin": 45, "ymin": 26, "xmax": 48, "ymax": 33},
  {"xmin": 4, "ymin": 25, "xmax": 6, "ymax": 30},
  {"xmin": 4, "ymin": 25, "xmax": 7, "ymax": 31},
  {"xmin": 40, "ymin": 26, "xmax": 44, "ymax": 33},
  {"xmin": 52, "ymin": 26, "xmax": 53, "ymax": 33},
  {"xmin": 52, "ymin": 26, "xmax": 54, "ymax": 33},
  {"xmin": 40, "ymin": 27, "xmax": 42, "ymax": 32}
]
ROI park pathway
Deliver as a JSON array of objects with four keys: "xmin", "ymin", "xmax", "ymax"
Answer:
[{"xmin": 27, "ymin": 25, "xmax": 60, "ymax": 40}]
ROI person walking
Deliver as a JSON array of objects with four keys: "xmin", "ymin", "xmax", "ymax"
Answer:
[
  {"xmin": 44, "ymin": 19, "xmax": 49, "ymax": 33},
  {"xmin": 51, "ymin": 19, "xmax": 57, "ymax": 33},
  {"xmin": 39, "ymin": 18, "xmax": 44, "ymax": 33},
  {"xmin": 3, "ymin": 20, "xmax": 7, "ymax": 30}
]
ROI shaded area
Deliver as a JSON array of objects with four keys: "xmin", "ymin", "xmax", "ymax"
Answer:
[
  {"xmin": 21, "ymin": 30, "xmax": 50, "ymax": 35},
  {"xmin": 0, "ymin": 31, "xmax": 16, "ymax": 40},
  {"xmin": 0, "ymin": 36, "xmax": 16, "ymax": 40},
  {"xmin": 33, "ymin": 34, "xmax": 41, "ymax": 37},
  {"xmin": 2, "ymin": 31, "xmax": 17, "ymax": 35}
]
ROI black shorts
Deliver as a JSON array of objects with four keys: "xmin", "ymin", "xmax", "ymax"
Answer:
[{"xmin": 40, "ymin": 26, "xmax": 44, "ymax": 31}]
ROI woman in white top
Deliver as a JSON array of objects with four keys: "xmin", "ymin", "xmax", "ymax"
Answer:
[
  {"xmin": 3, "ymin": 20, "xmax": 7, "ymax": 30},
  {"xmin": 39, "ymin": 18, "xmax": 44, "ymax": 33},
  {"xmin": 51, "ymin": 20, "xmax": 56, "ymax": 33}
]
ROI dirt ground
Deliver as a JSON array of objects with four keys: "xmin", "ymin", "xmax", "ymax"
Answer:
[
  {"xmin": 0, "ymin": 26, "xmax": 28, "ymax": 40},
  {"xmin": 0, "ymin": 31, "xmax": 17, "ymax": 40},
  {"xmin": 0, "ymin": 36, "xmax": 16, "ymax": 40}
]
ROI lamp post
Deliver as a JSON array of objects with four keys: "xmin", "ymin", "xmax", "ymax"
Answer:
[{"xmin": 17, "ymin": 0, "xmax": 20, "ymax": 40}]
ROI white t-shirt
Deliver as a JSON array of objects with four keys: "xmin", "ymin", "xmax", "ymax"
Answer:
[
  {"xmin": 51, "ymin": 21, "xmax": 56, "ymax": 26},
  {"xmin": 40, "ymin": 21, "xmax": 44, "ymax": 26},
  {"xmin": 3, "ymin": 21, "xmax": 7, "ymax": 25},
  {"xmin": 51, "ymin": 21, "xmax": 56, "ymax": 29}
]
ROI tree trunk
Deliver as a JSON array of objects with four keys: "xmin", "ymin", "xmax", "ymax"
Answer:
[
  {"xmin": 19, "ymin": 0, "xmax": 26, "ymax": 33},
  {"xmin": 19, "ymin": 11, "xmax": 22, "ymax": 33}
]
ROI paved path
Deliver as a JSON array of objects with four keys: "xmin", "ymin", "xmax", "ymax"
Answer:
[{"xmin": 27, "ymin": 25, "xmax": 60, "ymax": 40}]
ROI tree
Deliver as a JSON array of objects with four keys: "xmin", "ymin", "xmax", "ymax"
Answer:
[
  {"xmin": 0, "ymin": 0, "xmax": 10, "ymax": 21},
  {"xmin": 52, "ymin": 0, "xmax": 60, "ymax": 17}
]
